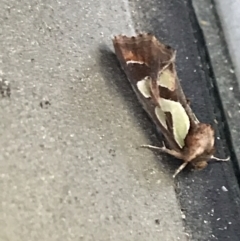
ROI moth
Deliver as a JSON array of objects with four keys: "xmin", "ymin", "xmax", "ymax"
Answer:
[{"xmin": 112, "ymin": 33, "xmax": 229, "ymax": 178}]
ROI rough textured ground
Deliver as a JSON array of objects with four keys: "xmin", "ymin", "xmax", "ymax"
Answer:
[
  {"xmin": 0, "ymin": 1, "xmax": 186, "ymax": 241},
  {"xmin": 1, "ymin": 0, "xmax": 240, "ymax": 241}
]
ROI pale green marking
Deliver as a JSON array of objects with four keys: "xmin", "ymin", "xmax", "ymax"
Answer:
[
  {"xmin": 157, "ymin": 69, "xmax": 175, "ymax": 91},
  {"xmin": 158, "ymin": 98, "xmax": 190, "ymax": 148},
  {"xmin": 155, "ymin": 106, "xmax": 167, "ymax": 129},
  {"xmin": 137, "ymin": 77, "xmax": 151, "ymax": 98}
]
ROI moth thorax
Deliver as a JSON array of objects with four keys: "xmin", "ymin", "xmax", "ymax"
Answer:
[{"xmin": 191, "ymin": 158, "xmax": 208, "ymax": 170}]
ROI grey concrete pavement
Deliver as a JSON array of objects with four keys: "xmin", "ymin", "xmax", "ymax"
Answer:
[{"xmin": 0, "ymin": 1, "xmax": 186, "ymax": 241}]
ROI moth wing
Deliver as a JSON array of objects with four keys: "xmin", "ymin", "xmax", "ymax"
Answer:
[{"xmin": 113, "ymin": 33, "xmax": 219, "ymax": 174}]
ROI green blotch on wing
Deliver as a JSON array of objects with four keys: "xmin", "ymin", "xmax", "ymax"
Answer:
[
  {"xmin": 137, "ymin": 77, "xmax": 151, "ymax": 98},
  {"xmin": 158, "ymin": 98, "xmax": 190, "ymax": 148},
  {"xmin": 137, "ymin": 76, "xmax": 189, "ymax": 148},
  {"xmin": 157, "ymin": 69, "xmax": 175, "ymax": 91},
  {"xmin": 155, "ymin": 106, "xmax": 167, "ymax": 129}
]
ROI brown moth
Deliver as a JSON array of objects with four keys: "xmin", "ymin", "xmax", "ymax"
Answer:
[{"xmin": 112, "ymin": 33, "xmax": 229, "ymax": 178}]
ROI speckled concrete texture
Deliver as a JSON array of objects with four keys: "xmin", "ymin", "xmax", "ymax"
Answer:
[{"xmin": 0, "ymin": 1, "xmax": 186, "ymax": 241}]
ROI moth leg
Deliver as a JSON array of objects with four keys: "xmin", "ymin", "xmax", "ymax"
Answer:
[
  {"xmin": 211, "ymin": 156, "xmax": 230, "ymax": 162},
  {"xmin": 173, "ymin": 162, "xmax": 188, "ymax": 178},
  {"xmin": 140, "ymin": 144, "xmax": 163, "ymax": 151},
  {"xmin": 140, "ymin": 141, "xmax": 167, "ymax": 150},
  {"xmin": 141, "ymin": 144, "xmax": 188, "ymax": 178},
  {"xmin": 140, "ymin": 144, "xmax": 184, "ymax": 159}
]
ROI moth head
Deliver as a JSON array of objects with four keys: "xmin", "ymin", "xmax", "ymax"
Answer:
[
  {"xmin": 187, "ymin": 127, "xmax": 216, "ymax": 170},
  {"xmin": 184, "ymin": 123, "xmax": 215, "ymax": 161},
  {"xmin": 191, "ymin": 150, "xmax": 215, "ymax": 170},
  {"xmin": 192, "ymin": 160, "xmax": 208, "ymax": 170}
]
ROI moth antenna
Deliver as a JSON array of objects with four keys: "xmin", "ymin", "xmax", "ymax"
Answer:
[
  {"xmin": 173, "ymin": 162, "xmax": 188, "ymax": 178},
  {"xmin": 211, "ymin": 156, "xmax": 230, "ymax": 162}
]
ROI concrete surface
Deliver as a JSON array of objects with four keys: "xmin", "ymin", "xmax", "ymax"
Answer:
[
  {"xmin": 0, "ymin": 0, "xmax": 186, "ymax": 241},
  {"xmin": 1, "ymin": 0, "xmax": 240, "ymax": 240}
]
